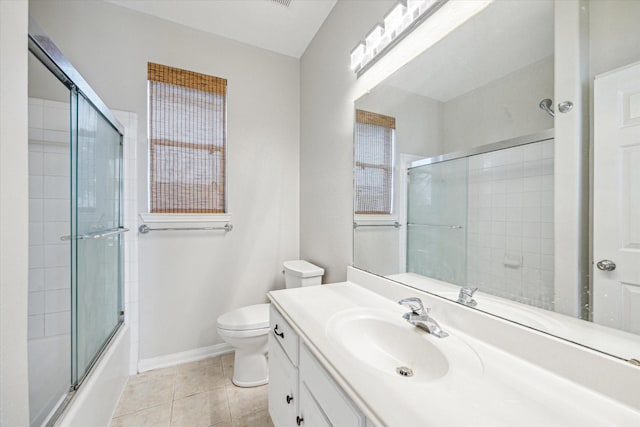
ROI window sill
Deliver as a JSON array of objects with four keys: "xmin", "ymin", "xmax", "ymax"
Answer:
[
  {"xmin": 139, "ymin": 213, "xmax": 232, "ymax": 228},
  {"xmin": 353, "ymin": 215, "xmax": 401, "ymax": 230},
  {"xmin": 354, "ymin": 214, "xmax": 398, "ymax": 224}
]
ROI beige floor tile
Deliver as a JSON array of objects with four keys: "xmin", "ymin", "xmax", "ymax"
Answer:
[
  {"xmin": 111, "ymin": 353, "xmax": 279, "ymax": 427},
  {"xmin": 226, "ymin": 384, "xmax": 269, "ymax": 421},
  {"xmin": 171, "ymin": 393, "xmax": 210, "ymax": 427},
  {"xmin": 131, "ymin": 365, "xmax": 177, "ymax": 384},
  {"xmin": 232, "ymin": 408, "xmax": 274, "ymax": 427},
  {"xmin": 113, "ymin": 376, "xmax": 174, "ymax": 417},
  {"xmin": 221, "ymin": 354, "xmax": 235, "ymax": 386},
  {"xmin": 174, "ymin": 362, "xmax": 226, "ymax": 399},
  {"xmin": 209, "ymin": 387, "xmax": 232, "ymax": 425},
  {"xmin": 110, "ymin": 403, "xmax": 171, "ymax": 427},
  {"xmin": 221, "ymin": 352, "xmax": 234, "ymax": 365},
  {"xmin": 176, "ymin": 356, "xmax": 223, "ymax": 374}
]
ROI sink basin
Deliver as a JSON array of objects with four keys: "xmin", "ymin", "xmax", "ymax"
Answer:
[{"xmin": 326, "ymin": 308, "xmax": 449, "ymax": 382}]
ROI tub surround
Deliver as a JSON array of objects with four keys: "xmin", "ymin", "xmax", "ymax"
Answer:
[{"xmin": 268, "ymin": 269, "xmax": 640, "ymax": 426}]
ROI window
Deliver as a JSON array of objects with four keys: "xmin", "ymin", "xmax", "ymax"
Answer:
[
  {"xmin": 354, "ymin": 109, "xmax": 395, "ymax": 215},
  {"xmin": 147, "ymin": 62, "xmax": 227, "ymax": 213}
]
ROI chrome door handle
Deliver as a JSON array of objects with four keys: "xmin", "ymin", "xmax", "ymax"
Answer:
[{"xmin": 596, "ymin": 259, "xmax": 616, "ymax": 271}]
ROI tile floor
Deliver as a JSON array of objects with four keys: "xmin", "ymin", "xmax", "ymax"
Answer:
[{"xmin": 110, "ymin": 353, "xmax": 274, "ymax": 427}]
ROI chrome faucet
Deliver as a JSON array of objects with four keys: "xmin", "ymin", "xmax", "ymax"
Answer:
[
  {"xmin": 457, "ymin": 287, "xmax": 478, "ymax": 307},
  {"xmin": 398, "ymin": 297, "xmax": 449, "ymax": 338}
]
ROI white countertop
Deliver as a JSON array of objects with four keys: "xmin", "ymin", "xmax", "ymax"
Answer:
[
  {"xmin": 268, "ymin": 282, "xmax": 640, "ymax": 427},
  {"xmin": 388, "ymin": 272, "xmax": 640, "ymax": 361}
]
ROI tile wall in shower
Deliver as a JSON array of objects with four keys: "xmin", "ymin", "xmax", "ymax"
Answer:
[
  {"xmin": 28, "ymin": 97, "xmax": 71, "ymax": 340},
  {"xmin": 28, "ymin": 97, "xmax": 72, "ymax": 426},
  {"xmin": 466, "ymin": 140, "xmax": 554, "ymax": 309}
]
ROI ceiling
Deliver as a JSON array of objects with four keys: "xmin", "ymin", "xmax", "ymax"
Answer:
[
  {"xmin": 105, "ymin": 0, "xmax": 338, "ymax": 58},
  {"xmin": 384, "ymin": 0, "xmax": 555, "ymax": 102}
]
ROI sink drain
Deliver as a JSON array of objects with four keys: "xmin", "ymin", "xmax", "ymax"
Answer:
[{"xmin": 396, "ymin": 366, "xmax": 413, "ymax": 377}]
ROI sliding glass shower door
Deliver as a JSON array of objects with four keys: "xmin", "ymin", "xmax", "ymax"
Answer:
[
  {"xmin": 407, "ymin": 158, "xmax": 468, "ymax": 285},
  {"xmin": 29, "ymin": 22, "xmax": 126, "ymax": 425},
  {"xmin": 70, "ymin": 92, "xmax": 124, "ymax": 386}
]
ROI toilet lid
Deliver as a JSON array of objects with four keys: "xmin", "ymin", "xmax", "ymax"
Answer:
[{"xmin": 217, "ymin": 303, "xmax": 270, "ymax": 331}]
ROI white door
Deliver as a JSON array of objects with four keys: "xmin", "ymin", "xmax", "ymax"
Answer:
[{"xmin": 593, "ymin": 62, "xmax": 640, "ymax": 334}]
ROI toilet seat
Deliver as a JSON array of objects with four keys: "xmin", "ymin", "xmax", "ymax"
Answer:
[{"xmin": 217, "ymin": 303, "xmax": 270, "ymax": 331}]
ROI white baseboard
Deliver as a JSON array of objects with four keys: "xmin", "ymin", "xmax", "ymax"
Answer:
[{"xmin": 138, "ymin": 343, "xmax": 233, "ymax": 373}]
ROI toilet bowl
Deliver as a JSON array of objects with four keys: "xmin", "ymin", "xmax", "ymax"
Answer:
[
  {"xmin": 216, "ymin": 303, "xmax": 270, "ymax": 387},
  {"xmin": 216, "ymin": 260, "xmax": 324, "ymax": 387}
]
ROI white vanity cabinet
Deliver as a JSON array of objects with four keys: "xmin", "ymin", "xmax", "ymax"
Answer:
[
  {"xmin": 299, "ymin": 344, "xmax": 366, "ymax": 426},
  {"xmin": 269, "ymin": 305, "xmax": 367, "ymax": 427},
  {"xmin": 269, "ymin": 306, "xmax": 299, "ymax": 427}
]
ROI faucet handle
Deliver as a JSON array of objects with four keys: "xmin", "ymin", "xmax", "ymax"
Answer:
[
  {"xmin": 462, "ymin": 287, "xmax": 478, "ymax": 296},
  {"xmin": 398, "ymin": 297, "xmax": 426, "ymax": 315},
  {"xmin": 457, "ymin": 287, "xmax": 478, "ymax": 307}
]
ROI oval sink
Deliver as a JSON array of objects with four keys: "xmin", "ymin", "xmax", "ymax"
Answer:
[{"xmin": 326, "ymin": 308, "xmax": 449, "ymax": 382}]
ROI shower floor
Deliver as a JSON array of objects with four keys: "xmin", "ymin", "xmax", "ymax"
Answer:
[{"xmin": 109, "ymin": 352, "xmax": 273, "ymax": 427}]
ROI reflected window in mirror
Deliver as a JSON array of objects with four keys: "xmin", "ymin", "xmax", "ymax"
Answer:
[{"xmin": 354, "ymin": 110, "xmax": 396, "ymax": 215}]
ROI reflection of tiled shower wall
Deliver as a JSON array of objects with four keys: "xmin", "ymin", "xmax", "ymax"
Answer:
[
  {"xmin": 28, "ymin": 98, "xmax": 71, "ymax": 341},
  {"xmin": 467, "ymin": 141, "xmax": 554, "ymax": 309}
]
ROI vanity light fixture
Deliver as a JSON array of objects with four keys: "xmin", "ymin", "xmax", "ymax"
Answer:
[{"xmin": 350, "ymin": 0, "xmax": 448, "ymax": 76}]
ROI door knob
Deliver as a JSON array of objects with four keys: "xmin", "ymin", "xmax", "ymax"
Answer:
[{"xmin": 596, "ymin": 259, "xmax": 616, "ymax": 271}]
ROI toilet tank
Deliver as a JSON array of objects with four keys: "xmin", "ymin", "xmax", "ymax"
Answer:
[{"xmin": 283, "ymin": 260, "xmax": 324, "ymax": 288}]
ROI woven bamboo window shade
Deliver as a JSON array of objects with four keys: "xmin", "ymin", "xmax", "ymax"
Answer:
[
  {"xmin": 148, "ymin": 62, "xmax": 227, "ymax": 213},
  {"xmin": 354, "ymin": 109, "xmax": 396, "ymax": 215}
]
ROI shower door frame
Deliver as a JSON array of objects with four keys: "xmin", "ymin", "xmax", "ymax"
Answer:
[
  {"xmin": 28, "ymin": 17, "xmax": 126, "ymax": 423},
  {"xmin": 409, "ymin": 129, "xmax": 555, "ymax": 169}
]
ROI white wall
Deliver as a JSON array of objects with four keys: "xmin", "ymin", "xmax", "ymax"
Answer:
[
  {"xmin": 589, "ymin": 1, "xmax": 640, "ymax": 78},
  {"xmin": 356, "ymin": 85, "xmax": 444, "ymax": 158},
  {"xmin": 30, "ymin": 0, "xmax": 300, "ymax": 363},
  {"xmin": 442, "ymin": 56, "xmax": 554, "ymax": 152},
  {"xmin": 0, "ymin": 0, "xmax": 30, "ymax": 425},
  {"xmin": 300, "ymin": 0, "xmax": 396, "ymax": 283}
]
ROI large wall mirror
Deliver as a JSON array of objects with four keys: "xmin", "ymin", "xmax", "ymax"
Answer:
[{"xmin": 353, "ymin": 0, "xmax": 640, "ymax": 362}]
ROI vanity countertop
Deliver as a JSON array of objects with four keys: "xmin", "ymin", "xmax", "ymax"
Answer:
[{"xmin": 268, "ymin": 282, "xmax": 640, "ymax": 427}]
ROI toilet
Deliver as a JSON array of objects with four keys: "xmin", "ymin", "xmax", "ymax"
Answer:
[{"xmin": 216, "ymin": 260, "xmax": 324, "ymax": 387}]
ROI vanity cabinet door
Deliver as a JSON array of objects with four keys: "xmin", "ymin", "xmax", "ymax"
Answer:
[
  {"xmin": 298, "ymin": 383, "xmax": 332, "ymax": 427},
  {"xmin": 299, "ymin": 344, "xmax": 366, "ymax": 427},
  {"xmin": 268, "ymin": 334, "xmax": 298, "ymax": 427}
]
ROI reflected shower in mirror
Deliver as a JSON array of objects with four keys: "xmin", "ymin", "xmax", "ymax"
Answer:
[{"xmin": 353, "ymin": 0, "xmax": 640, "ymax": 362}]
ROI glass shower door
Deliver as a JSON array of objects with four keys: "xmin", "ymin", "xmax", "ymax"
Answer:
[
  {"xmin": 407, "ymin": 158, "xmax": 468, "ymax": 285},
  {"xmin": 70, "ymin": 92, "xmax": 124, "ymax": 385}
]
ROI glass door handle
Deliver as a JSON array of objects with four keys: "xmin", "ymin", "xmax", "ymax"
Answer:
[{"xmin": 60, "ymin": 227, "xmax": 129, "ymax": 241}]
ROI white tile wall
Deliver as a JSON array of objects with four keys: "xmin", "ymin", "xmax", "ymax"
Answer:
[
  {"xmin": 28, "ymin": 98, "xmax": 71, "ymax": 340},
  {"xmin": 114, "ymin": 109, "xmax": 139, "ymax": 375},
  {"xmin": 467, "ymin": 140, "xmax": 555, "ymax": 309}
]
